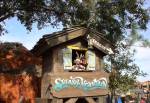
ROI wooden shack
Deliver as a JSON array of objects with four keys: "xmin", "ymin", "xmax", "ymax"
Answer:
[{"xmin": 32, "ymin": 27, "xmax": 114, "ymax": 103}]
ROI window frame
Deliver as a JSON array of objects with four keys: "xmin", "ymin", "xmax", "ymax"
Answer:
[{"xmin": 63, "ymin": 46, "xmax": 96, "ymax": 72}]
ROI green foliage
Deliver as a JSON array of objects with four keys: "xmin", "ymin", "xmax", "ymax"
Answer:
[
  {"xmin": 76, "ymin": 0, "xmax": 149, "ymax": 43},
  {"xmin": 1, "ymin": 0, "xmax": 149, "ymax": 96},
  {"xmin": 0, "ymin": 0, "xmax": 149, "ymax": 43},
  {"xmin": 105, "ymin": 40, "xmax": 147, "ymax": 94},
  {"xmin": 0, "ymin": 0, "xmax": 90, "ymax": 34},
  {"xmin": 128, "ymin": 22, "xmax": 150, "ymax": 47},
  {"xmin": 142, "ymin": 39, "xmax": 150, "ymax": 47}
]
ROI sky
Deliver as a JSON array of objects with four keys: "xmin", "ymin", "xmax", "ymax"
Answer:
[
  {"xmin": 0, "ymin": 1, "xmax": 150, "ymax": 82},
  {"xmin": 0, "ymin": 18, "xmax": 63, "ymax": 49}
]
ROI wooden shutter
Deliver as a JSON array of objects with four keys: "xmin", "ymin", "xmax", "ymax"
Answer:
[
  {"xmin": 63, "ymin": 48, "xmax": 72, "ymax": 70},
  {"xmin": 87, "ymin": 50, "xmax": 95, "ymax": 70}
]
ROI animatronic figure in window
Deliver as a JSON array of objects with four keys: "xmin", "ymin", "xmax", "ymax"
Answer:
[{"xmin": 73, "ymin": 51, "xmax": 88, "ymax": 70}]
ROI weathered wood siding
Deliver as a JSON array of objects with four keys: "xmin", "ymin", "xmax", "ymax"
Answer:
[{"xmin": 41, "ymin": 37, "xmax": 107, "ymax": 99}]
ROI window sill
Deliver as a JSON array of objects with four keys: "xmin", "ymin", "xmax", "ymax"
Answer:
[{"xmin": 68, "ymin": 70, "xmax": 94, "ymax": 72}]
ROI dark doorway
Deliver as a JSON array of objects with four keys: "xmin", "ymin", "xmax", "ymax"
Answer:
[{"xmin": 76, "ymin": 98, "xmax": 88, "ymax": 103}]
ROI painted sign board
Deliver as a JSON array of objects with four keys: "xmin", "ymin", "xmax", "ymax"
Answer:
[
  {"xmin": 49, "ymin": 72, "xmax": 109, "ymax": 98},
  {"xmin": 87, "ymin": 35, "xmax": 114, "ymax": 54},
  {"xmin": 54, "ymin": 76, "xmax": 107, "ymax": 91}
]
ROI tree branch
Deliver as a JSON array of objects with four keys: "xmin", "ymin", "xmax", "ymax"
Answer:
[{"xmin": 0, "ymin": 12, "xmax": 15, "ymax": 22}]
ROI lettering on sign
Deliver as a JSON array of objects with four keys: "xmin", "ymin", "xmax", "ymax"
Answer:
[
  {"xmin": 87, "ymin": 35, "xmax": 113, "ymax": 54},
  {"xmin": 91, "ymin": 39, "xmax": 113, "ymax": 54},
  {"xmin": 53, "ymin": 76, "xmax": 107, "ymax": 91}
]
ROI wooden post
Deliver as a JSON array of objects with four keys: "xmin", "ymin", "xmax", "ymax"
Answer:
[
  {"xmin": 52, "ymin": 98, "xmax": 63, "ymax": 103},
  {"xmin": 98, "ymin": 96, "xmax": 106, "ymax": 103}
]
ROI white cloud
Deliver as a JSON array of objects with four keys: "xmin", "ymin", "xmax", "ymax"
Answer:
[
  {"xmin": 134, "ymin": 47, "xmax": 150, "ymax": 61},
  {"xmin": 134, "ymin": 47, "xmax": 150, "ymax": 81}
]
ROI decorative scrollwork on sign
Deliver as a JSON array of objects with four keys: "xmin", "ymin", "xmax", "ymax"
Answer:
[{"xmin": 53, "ymin": 76, "xmax": 107, "ymax": 91}]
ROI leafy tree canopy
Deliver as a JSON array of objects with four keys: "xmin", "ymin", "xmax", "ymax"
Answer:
[
  {"xmin": 1, "ymin": 0, "xmax": 150, "ymax": 98},
  {"xmin": 0, "ymin": 0, "xmax": 149, "ymax": 43},
  {"xmin": 106, "ymin": 40, "xmax": 147, "ymax": 94}
]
